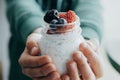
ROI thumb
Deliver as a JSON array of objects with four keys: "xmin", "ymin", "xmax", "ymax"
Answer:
[
  {"xmin": 31, "ymin": 47, "xmax": 40, "ymax": 56},
  {"xmin": 26, "ymin": 33, "xmax": 41, "ymax": 56}
]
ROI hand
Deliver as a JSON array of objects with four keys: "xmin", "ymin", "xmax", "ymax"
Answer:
[
  {"xmin": 19, "ymin": 28, "xmax": 60, "ymax": 80},
  {"xmin": 61, "ymin": 39, "xmax": 103, "ymax": 80}
]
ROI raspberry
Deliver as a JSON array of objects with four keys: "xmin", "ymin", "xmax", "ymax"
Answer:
[
  {"xmin": 66, "ymin": 10, "xmax": 76, "ymax": 23},
  {"xmin": 59, "ymin": 13, "xmax": 66, "ymax": 19},
  {"xmin": 58, "ymin": 10, "xmax": 76, "ymax": 23}
]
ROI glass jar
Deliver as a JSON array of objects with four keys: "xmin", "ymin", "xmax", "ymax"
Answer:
[{"xmin": 40, "ymin": 15, "xmax": 85, "ymax": 74}]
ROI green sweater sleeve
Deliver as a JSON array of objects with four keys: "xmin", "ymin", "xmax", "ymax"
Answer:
[
  {"xmin": 6, "ymin": 0, "xmax": 44, "ymax": 43},
  {"xmin": 75, "ymin": 0, "xmax": 103, "ymax": 41}
]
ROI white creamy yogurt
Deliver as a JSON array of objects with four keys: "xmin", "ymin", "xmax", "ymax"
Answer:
[{"xmin": 40, "ymin": 16, "xmax": 84, "ymax": 74}]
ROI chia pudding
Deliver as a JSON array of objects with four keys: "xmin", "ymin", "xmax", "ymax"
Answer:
[{"xmin": 40, "ymin": 10, "xmax": 84, "ymax": 74}]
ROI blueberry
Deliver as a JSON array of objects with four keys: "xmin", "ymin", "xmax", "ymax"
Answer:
[
  {"xmin": 57, "ymin": 18, "xmax": 67, "ymax": 24},
  {"xmin": 50, "ymin": 19, "xmax": 58, "ymax": 28},
  {"xmin": 44, "ymin": 9, "xmax": 59, "ymax": 23},
  {"xmin": 57, "ymin": 18, "xmax": 67, "ymax": 27},
  {"xmin": 50, "ymin": 19, "xmax": 58, "ymax": 24}
]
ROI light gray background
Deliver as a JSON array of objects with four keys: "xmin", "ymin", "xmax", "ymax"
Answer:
[
  {"xmin": 0, "ymin": 0, "xmax": 10, "ymax": 80},
  {"xmin": 0, "ymin": 0, "xmax": 120, "ymax": 80}
]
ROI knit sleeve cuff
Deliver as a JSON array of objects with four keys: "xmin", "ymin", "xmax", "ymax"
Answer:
[{"xmin": 20, "ymin": 16, "xmax": 43, "ymax": 43}]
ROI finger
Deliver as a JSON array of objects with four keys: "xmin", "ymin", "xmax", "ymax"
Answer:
[
  {"xmin": 61, "ymin": 74, "xmax": 70, "ymax": 80},
  {"xmin": 33, "ymin": 72, "xmax": 60, "ymax": 80},
  {"xmin": 79, "ymin": 43, "xmax": 103, "ymax": 78},
  {"xmin": 73, "ymin": 52, "xmax": 96, "ymax": 80},
  {"xmin": 31, "ymin": 47, "xmax": 40, "ymax": 56},
  {"xmin": 26, "ymin": 33, "xmax": 41, "ymax": 55},
  {"xmin": 19, "ymin": 53, "xmax": 52, "ymax": 68},
  {"xmin": 67, "ymin": 60, "xmax": 80, "ymax": 80},
  {"xmin": 86, "ymin": 39, "xmax": 99, "ymax": 52},
  {"xmin": 22, "ymin": 63, "xmax": 57, "ymax": 78}
]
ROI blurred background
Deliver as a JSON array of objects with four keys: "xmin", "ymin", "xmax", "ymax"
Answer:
[{"xmin": 0, "ymin": 0, "xmax": 120, "ymax": 80}]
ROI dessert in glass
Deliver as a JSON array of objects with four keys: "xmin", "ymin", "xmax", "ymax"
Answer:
[{"xmin": 40, "ymin": 10, "xmax": 84, "ymax": 74}]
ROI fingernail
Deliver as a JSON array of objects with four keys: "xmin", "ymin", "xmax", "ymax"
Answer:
[
  {"xmin": 80, "ymin": 42, "xmax": 88, "ymax": 51},
  {"xmin": 82, "ymin": 42, "xmax": 88, "ymax": 48},
  {"xmin": 73, "ymin": 51, "xmax": 82, "ymax": 61},
  {"xmin": 70, "ymin": 62, "xmax": 76, "ymax": 69},
  {"xmin": 76, "ymin": 52, "xmax": 82, "ymax": 59},
  {"xmin": 31, "ymin": 47, "xmax": 37, "ymax": 55}
]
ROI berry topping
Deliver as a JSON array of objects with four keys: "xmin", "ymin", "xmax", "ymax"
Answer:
[
  {"xmin": 44, "ymin": 9, "xmax": 59, "ymax": 23},
  {"xmin": 50, "ymin": 19, "xmax": 58, "ymax": 29},
  {"xmin": 59, "ymin": 13, "xmax": 66, "ymax": 19},
  {"xmin": 44, "ymin": 10, "xmax": 77, "ymax": 34},
  {"xmin": 66, "ymin": 10, "xmax": 76, "ymax": 23},
  {"xmin": 57, "ymin": 18, "xmax": 67, "ymax": 25},
  {"xmin": 50, "ymin": 19, "xmax": 58, "ymax": 24},
  {"xmin": 58, "ymin": 10, "xmax": 76, "ymax": 23}
]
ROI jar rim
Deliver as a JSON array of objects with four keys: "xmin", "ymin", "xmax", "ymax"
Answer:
[
  {"xmin": 43, "ymin": 15, "xmax": 80, "ymax": 27},
  {"xmin": 41, "ymin": 15, "xmax": 80, "ymax": 34}
]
